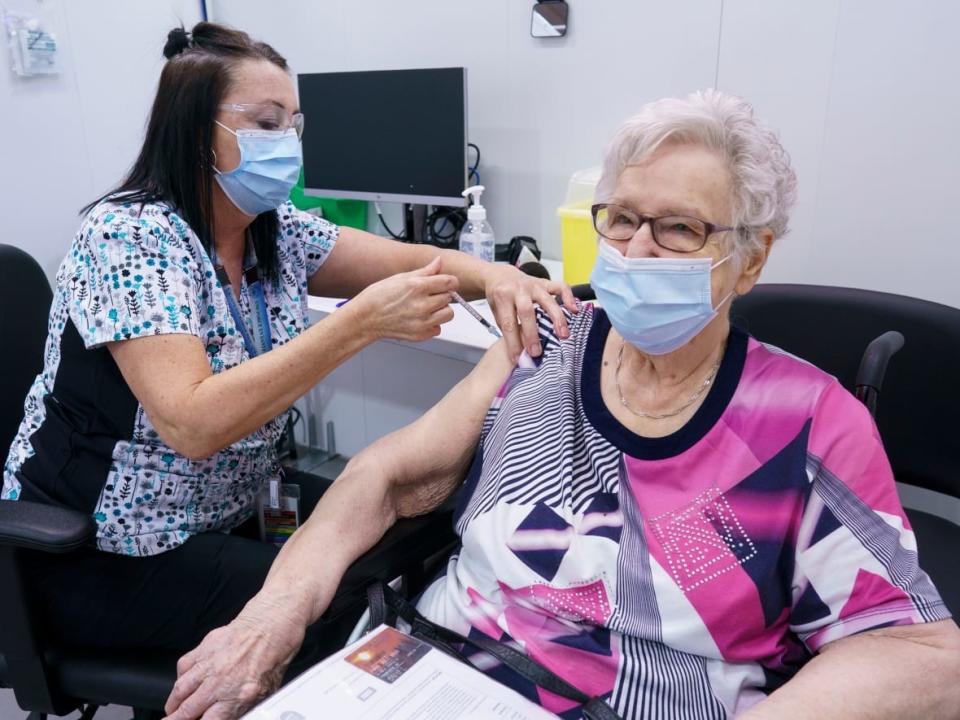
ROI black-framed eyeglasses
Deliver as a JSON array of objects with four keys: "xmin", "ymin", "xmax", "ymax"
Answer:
[{"xmin": 591, "ymin": 203, "xmax": 734, "ymax": 253}]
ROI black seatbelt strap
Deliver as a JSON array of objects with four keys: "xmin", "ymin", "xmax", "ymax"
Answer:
[{"xmin": 366, "ymin": 581, "xmax": 623, "ymax": 720}]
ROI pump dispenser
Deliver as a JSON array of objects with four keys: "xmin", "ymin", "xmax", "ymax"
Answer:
[{"xmin": 459, "ymin": 185, "xmax": 495, "ymax": 262}]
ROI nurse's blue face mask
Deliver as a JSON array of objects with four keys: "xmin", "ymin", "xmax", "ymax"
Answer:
[
  {"xmin": 213, "ymin": 120, "xmax": 303, "ymax": 216},
  {"xmin": 590, "ymin": 240, "xmax": 735, "ymax": 355}
]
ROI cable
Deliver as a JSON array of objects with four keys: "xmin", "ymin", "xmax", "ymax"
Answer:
[
  {"xmin": 277, "ymin": 405, "xmax": 303, "ymax": 460},
  {"xmin": 370, "ymin": 142, "xmax": 481, "ymax": 245},
  {"xmin": 374, "ymin": 201, "xmax": 405, "ymax": 240},
  {"xmin": 425, "ymin": 205, "xmax": 466, "ymax": 247},
  {"xmin": 420, "ymin": 141, "xmax": 478, "ymax": 246},
  {"xmin": 468, "ymin": 142, "xmax": 481, "ymax": 170},
  {"xmin": 467, "ymin": 142, "xmax": 482, "ymax": 185},
  {"xmin": 468, "ymin": 143, "xmax": 481, "ymax": 185}
]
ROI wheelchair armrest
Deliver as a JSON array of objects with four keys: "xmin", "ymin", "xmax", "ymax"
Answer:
[
  {"xmin": 323, "ymin": 506, "xmax": 458, "ymax": 621},
  {"xmin": 0, "ymin": 500, "xmax": 96, "ymax": 553}
]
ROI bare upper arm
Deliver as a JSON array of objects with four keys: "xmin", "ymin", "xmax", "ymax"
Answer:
[
  {"xmin": 107, "ymin": 333, "xmax": 212, "ymax": 454},
  {"xmin": 365, "ymin": 339, "xmax": 516, "ymax": 517}
]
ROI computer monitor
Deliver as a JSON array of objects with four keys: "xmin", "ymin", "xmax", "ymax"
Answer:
[{"xmin": 298, "ymin": 67, "xmax": 468, "ymax": 208}]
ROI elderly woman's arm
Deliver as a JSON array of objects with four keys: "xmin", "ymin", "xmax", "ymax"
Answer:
[
  {"xmin": 741, "ymin": 619, "xmax": 960, "ymax": 719},
  {"xmin": 162, "ymin": 340, "xmax": 516, "ymax": 720}
]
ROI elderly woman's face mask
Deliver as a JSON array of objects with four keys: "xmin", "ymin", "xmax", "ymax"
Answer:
[{"xmin": 590, "ymin": 240, "xmax": 733, "ymax": 355}]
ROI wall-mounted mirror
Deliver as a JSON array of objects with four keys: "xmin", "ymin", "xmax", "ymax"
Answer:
[{"xmin": 531, "ymin": 1, "xmax": 568, "ymax": 38}]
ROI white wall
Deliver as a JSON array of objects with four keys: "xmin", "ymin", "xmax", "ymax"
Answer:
[
  {"xmin": 717, "ymin": 0, "xmax": 960, "ymax": 306},
  {"xmin": 209, "ymin": 0, "xmax": 959, "ymax": 308},
  {"xmin": 1, "ymin": 0, "xmax": 957, "ymax": 306},
  {"xmin": 0, "ymin": 0, "xmax": 202, "ymax": 279},
  {"xmin": 209, "ymin": 0, "xmax": 721, "ymax": 271}
]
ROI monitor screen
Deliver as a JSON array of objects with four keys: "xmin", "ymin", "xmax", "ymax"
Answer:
[{"xmin": 298, "ymin": 67, "xmax": 467, "ymax": 206}]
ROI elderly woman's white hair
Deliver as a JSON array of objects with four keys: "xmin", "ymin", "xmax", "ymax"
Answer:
[{"xmin": 596, "ymin": 89, "xmax": 798, "ymax": 265}]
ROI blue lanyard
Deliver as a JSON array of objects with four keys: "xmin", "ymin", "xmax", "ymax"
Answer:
[{"xmin": 213, "ymin": 242, "xmax": 273, "ymax": 358}]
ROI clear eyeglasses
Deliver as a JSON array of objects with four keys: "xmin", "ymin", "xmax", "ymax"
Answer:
[{"xmin": 219, "ymin": 103, "xmax": 305, "ymax": 139}]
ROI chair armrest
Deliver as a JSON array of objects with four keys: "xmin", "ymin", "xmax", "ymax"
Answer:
[
  {"xmin": 856, "ymin": 330, "xmax": 905, "ymax": 392},
  {"xmin": 323, "ymin": 506, "xmax": 458, "ymax": 621},
  {"xmin": 0, "ymin": 500, "xmax": 96, "ymax": 553},
  {"xmin": 571, "ymin": 283, "xmax": 595, "ymax": 301},
  {"xmin": 854, "ymin": 330, "xmax": 905, "ymax": 416}
]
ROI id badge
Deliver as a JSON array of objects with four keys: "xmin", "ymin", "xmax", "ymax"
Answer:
[{"xmin": 257, "ymin": 480, "xmax": 301, "ymax": 546}]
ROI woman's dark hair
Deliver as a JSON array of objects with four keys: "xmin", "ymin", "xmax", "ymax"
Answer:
[{"xmin": 84, "ymin": 22, "xmax": 290, "ymax": 280}]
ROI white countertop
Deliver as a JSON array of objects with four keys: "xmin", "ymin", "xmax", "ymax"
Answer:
[
  {"xmin": 306, "ymin": 259, "xmax": 562, "ymax": 364},
  {"xmin": 307, "ymin": 293, "xmax": 498, "ymax": 363}
]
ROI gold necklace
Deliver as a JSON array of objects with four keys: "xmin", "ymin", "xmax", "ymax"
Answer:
[{"xmin": 614, "ymin": 340, "xmax": 722, "ymax": 420}]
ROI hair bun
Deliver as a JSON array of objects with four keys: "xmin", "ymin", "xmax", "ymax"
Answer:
[{"xmin": 163, "ymin": 27, "xmax": 191, "ymax": 59}]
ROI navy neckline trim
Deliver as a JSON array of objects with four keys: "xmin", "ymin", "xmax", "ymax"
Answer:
[{"xmin": 581, "ymin": 309, "xmax": 748, "ymax": 460}]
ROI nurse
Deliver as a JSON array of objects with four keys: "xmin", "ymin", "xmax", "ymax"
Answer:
[{"xmin": 1, "ymin": 21, "xmax": 574, "ymax": 672}]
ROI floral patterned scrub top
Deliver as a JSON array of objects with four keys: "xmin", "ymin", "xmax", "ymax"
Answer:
[{"xmin": 2, "ymin": 199, "xmax": 337, "ymax": 556}]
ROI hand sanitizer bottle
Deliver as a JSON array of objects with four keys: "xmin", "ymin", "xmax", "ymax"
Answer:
[{"xmin": 459, "ymin": 185, "xmax": 495, "ymax": 262}]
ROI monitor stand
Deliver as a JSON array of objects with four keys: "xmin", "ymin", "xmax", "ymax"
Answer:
[{"xmin": 403, "ymin": 203, "xmax": 427, "ymax": 243}]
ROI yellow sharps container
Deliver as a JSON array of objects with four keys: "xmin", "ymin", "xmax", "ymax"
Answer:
[{"xmin": 557, "ymin": 167, "xmax": 600, "ymax": 286}]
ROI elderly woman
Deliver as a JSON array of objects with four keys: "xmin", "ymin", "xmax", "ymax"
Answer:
[{"xmin": 165, "ymin": 91, "xmax": 959, "ymax": 720}]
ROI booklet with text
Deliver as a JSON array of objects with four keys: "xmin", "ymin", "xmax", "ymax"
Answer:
[{"xmin": 242, "ymin": 624, "xmax": 558, "ymax": 720}]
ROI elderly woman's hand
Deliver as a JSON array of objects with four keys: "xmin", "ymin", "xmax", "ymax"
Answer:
[
  {"xmin": 483, "ymin": 263, "xmax": 578, "ymax": 361},
  {"xmin": 162, "ymin": 596, "xmax": 307, "ymax": 720}
]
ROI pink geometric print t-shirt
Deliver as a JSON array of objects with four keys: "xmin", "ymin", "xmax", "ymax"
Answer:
[{"xmin": 415, "ymin": 305, "xmax": 949, "ymax": 719}]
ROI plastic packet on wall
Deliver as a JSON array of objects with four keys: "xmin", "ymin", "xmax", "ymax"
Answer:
[{"xmin": 2, "ymin": 10, "xmax": 61, "ymax": 76}]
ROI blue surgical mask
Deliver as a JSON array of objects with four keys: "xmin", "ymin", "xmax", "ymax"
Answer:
[
  {"xmin": 214, "ymin": 121, "xmax": 302, "ymax": 216},
  {"xmin": 590, "ymin": 240, "xmax": 734, "ymax": 355}
]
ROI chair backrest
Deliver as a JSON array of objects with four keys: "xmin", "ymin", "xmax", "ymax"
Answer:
[
  {"xmin": 0, "ymin": 245, "xmax": 52, "ymax": 459},
  {"xmin": 733, "ymin": 283, "xmax": 960, "ymax": 499}
]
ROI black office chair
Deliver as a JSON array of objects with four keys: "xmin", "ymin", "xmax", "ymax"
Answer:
[
  {"xmin": 732, "ymin": 283, "xmax": 960, "ymax": 620},
  {"xmin": 0, "ymin": 244, "xmax": 456, "ymax": 719}
]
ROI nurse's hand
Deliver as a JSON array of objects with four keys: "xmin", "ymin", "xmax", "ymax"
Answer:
[
  {"xmin": 162, "ymin": 596, "xmax": 305, "ymax": 720},
  {"xmin": 348, "ymin": 257, "xmax": 458, "ymax": 342},
  {"xmin": 483, "ymin": 263, "xmax": 578, "ymax": 362}
]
